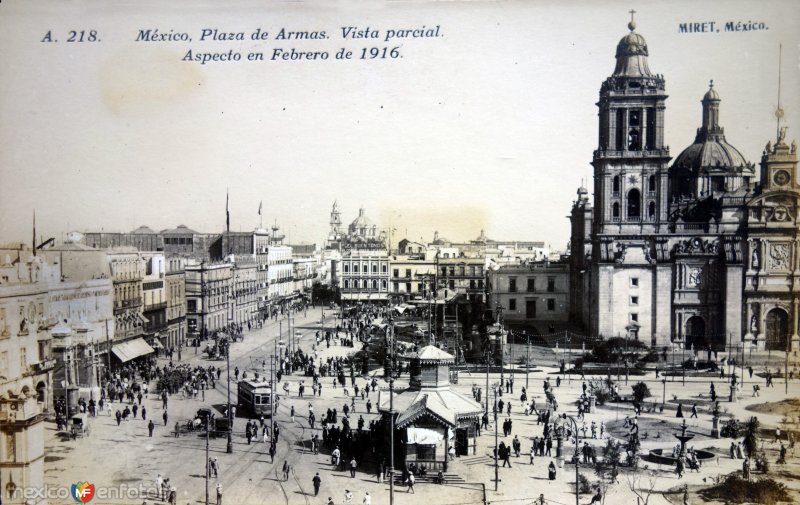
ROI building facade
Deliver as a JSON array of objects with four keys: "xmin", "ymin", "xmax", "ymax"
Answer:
[
  {"xmin": 164, "ymin": 256, "xmax": 187, "ymax": 353},
  {"xmin": 338, "ymin": 250, "xmax": 390, "ymax": 303},
  {"xmin": 488, "ymin": 262, "xmax": 569, "ymax": 333},
  {"xmin": 185, "ymin": 261, "xmax": 233, "ymax": 336},
  {"xmin": 570, "ymin": 19, "xmax": 760, "ymax": 350},
  {"xmin": 744, "ymin": 130, "xmax": 800, "ymax": 351}
]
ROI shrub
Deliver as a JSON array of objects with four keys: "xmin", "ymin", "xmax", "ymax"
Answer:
[
  {"xmin": 631, "ymin": 382, "xmax": 651, "ymax": 405},
  {"xmin": 701, "ymin": 474, "xmax": 789, "ymax": 505},
  {"xmin": 578, "ymin": 474, "xmax": 592, "ymax": 494}
]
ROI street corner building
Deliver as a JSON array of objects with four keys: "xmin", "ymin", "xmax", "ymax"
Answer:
[
  {"xmin": 378, "ymin": 346, "xmax": 483, "ymax": 472},
  {"xmin": 568, "ymin": 19, "xmax": 800, "ymax": 352}
]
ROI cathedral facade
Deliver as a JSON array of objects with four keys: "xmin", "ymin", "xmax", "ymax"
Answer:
[{"xmin": 569, "ymin": 19, "xmax": 799, "ymax": 352}]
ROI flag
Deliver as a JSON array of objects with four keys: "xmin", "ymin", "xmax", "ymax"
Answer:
[{"xmin": 258, "ymin": 201, "xmax": 262, "ymax": 216}]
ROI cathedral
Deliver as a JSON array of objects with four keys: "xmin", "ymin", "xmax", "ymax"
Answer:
[{"xmin": 569, "ymin": 18, "xmax": 799, "ymax": 352}]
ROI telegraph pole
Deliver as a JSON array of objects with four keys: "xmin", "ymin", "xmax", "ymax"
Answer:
[
  {"xmin": 526, "ymin": 333, "xmax": 530, "ymax": 390},
  {"xmin": 205, "ymin": 421, "xmax": 210, "ymax": 505},
  {"xmin": 389, "ymin": 378, "xmax": 395, "ymax": 505},
  {"xmin": 493, "ymin": 385, "xmax": 500, "ymax": 491},
  {"xmin": 226, "ymin": 338, "xmax": 233, "ymax": 453}
]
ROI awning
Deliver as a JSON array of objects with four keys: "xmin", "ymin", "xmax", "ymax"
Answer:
[
  {"xmin": 406, "ymin": 427, "xmax": 444, "ymax": 444},
  {"xmin": 112, "ymin": 338, "xmax": 155, "ymax": 362}
]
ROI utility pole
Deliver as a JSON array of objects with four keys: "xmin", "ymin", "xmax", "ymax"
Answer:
[
  {"xmin": 493, "ymin": 385, "xmax": 500, "ymax": 491},
  {"xmin": 526, "ymin": 332, "xmax": 530, "ymax": 390},
  {"xmin": 389, "ymin": 378, "xmax": 395, "ymax": 505},
  {"xmin": 226, "ymin": 338, "xmax": 233, "ymax": 453},
  {"xmin": 205, "ymin": 420, "xmax": 210, "ymax": 505}
]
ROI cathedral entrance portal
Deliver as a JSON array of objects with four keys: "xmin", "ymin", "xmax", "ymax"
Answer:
[
  {"xmin": 685, "ymin": 316, "xmax": 706, "ymax": 350},
  {"xmin": 765, "ymin": 308, "xmax": 789, "ymax": 351}
]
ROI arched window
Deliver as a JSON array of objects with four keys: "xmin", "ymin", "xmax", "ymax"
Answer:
[
  {"xmin": 372, "ymin": 280, "xmax": 378, "ymax": 290},
  {"xmin": 648, "ymin": 201, "xmax": 656, "ymax": 219},
  {"xmin": 344, "ymin": 280, "xmax": 350, "ymax": 289},
  {"xmin": 627, "ymin": 189, "xmax": 641, "ymax": 219},
  {"xmin": 612, "ymin": 176, "xmax": 620, "ymax": 194},
  {"xmin": 648, "ymin": 175, "xmax": 656, "ymax": 193},
  {"xmin": 612, "ymin": 202, "xmax": 620, "ymax": 220}
]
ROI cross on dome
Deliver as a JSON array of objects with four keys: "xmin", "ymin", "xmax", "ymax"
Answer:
[{"xmin": 628, "ymin": 9, "xmax": 637, "ymax": 31}]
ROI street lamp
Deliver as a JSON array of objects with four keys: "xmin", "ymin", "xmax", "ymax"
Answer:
[{"xmin": 560, "ymin": 414, "xmax": 580, "ymax": 505}]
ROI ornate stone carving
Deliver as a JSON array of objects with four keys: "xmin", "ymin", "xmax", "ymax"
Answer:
[{"xmin": 768, "ymin": 243, "xmax": 790, "ymax": 270}]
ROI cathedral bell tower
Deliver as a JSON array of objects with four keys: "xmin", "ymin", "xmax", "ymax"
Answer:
[
  {"xmin": 584, "ymin": 14, "xmax": 674, "ymax": 343},
  {"xmin": 593, "ymin": 16, "xmax": 671, "ymax": 240}
]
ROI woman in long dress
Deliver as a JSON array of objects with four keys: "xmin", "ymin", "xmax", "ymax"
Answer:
[{"xmin": 548, "ymin": 461, "xmax": 556, "ymax": 480}]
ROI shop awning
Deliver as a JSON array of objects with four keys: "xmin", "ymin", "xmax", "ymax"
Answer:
[{"xmin": 112, "ymin": 338, "xmax": 155, "ymax": 363}]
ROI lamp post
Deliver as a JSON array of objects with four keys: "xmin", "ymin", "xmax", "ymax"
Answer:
[
  {"xmin": 226, "ymin": 337, "xmax": 233, "ymax": 454},
  {"xmin": 561, "ymin": 414, "xmax": 580, "ymax": 505},
  {"xmin": 526, "ymin": 332, "xmax": 530, "ymax": 390},
  {"xmin": 388, "ymin": 378, "xmax": 395, "ymax": 505}
]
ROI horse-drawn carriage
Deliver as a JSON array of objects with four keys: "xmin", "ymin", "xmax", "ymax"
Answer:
[{"xmin": 70, "ymin": 414, "xmax": 90, "ymax": 439}]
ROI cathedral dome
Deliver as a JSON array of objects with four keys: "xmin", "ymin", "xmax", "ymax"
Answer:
[
  {"xmin": 672, "ymin": 137, "xmax": 748, "ymax": 175},
  {"xmin": 672, "ymin": 82, "xmax": 749, "ymax": 176},
  {"xmin": 613, "ymin": 21, "xmax": 653, "ymax": 77}
]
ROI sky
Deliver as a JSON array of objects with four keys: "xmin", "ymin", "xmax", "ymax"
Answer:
[{"xmin": 0, "ymin": 0, "xmax": 797, "ymax": 250}]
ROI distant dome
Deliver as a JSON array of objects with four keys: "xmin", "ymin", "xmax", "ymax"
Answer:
[{"xmin": 349, "ymin": 208, "xmax": 374, "ymax": 229}]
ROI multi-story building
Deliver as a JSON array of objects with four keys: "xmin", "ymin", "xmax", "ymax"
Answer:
[
  {"xmin": 0, "ymin": 248, "xmax": 53, "ymax": 505},
  {"xmin": 164, "ymin": 256, "xmax": 187, "ymax": 353},
  {"xmin": 230, "ymin": 257, "xmax": 258, "ymax": 327},
  {"xmin": 338, "ymin": 250, "xmax": 390, "ymax": 303},
  {"xmin": 267, "ymin": 245, "xmax": 294, "ymax": 311},
  {"xmin": 0, "ymin": 244, "xmax": 114, "ymax": 505},
  {"xmin": 291, "ymin": 247, "xmax": 318, "ymax": 303},
  {"xmin": 389, "ymin": 255, "xmax": 436, "ymax": 300},
  {"xmin": 438, "ymin": 257, "xmax": 487, "ymax": 303},
  {"xmin": 106, "ymin": 249, "xmax": 147, "ymax": 345},
  {"xmin": 185, "ymin": 261, "xmax": 232, "ymax": 337},
  {"xmin": 569, "ymin": 19, "xmax": 758, "ymax": 349},
  {"xmin": 488, "ymin": 262, "xmax": 570, "ymax": 333},
  {"xmin": 140, "ymin": 252, "xmax": 167, "ymax": 348},
  {"xmin": 744, "ymin": 130, "xmax": 800, "ymax": 351}
]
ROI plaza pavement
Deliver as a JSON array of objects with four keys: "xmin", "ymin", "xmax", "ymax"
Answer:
[{"xmin": 43, "ymin": 317, "xmax": 800, "ymax": 505}]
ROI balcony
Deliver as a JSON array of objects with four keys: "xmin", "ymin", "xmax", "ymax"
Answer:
[
  {"xmin": 144, "ymin": 301, "xmax": 167, "ymax": 311},
  {"xmin": 115, "ymin": 297, "xmax": 142, "ymax": 309}
]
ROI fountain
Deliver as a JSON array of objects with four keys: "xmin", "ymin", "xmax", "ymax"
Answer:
[
  {"xmin": 647, "ymin": 418, "xmax": 715, "ymax": 465},
  {"xmin": 675, "ymin": 419, "xmax": 693, "ymax": 457}
]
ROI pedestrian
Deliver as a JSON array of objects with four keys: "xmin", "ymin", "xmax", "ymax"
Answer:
[
  {"xmin": 115, "ymin": 409, "xmax": 122, "ymax": 426},
  {"xmin": 362, "ymin": 492, "xmax": 371, "ymax": 505},
  {"xmin": 344, "ymin": 489, "xmax": 353, "ymax": 503},
  {"xmin": 530, "ymin": 445, "xmax": 536, "ymax": 465},
  {"xmin": 133, "ymin": 404, "xmax": 138, "ymax": 418},
  {"xmin": 406, "ymin": 472, "xmax": 415, "ymax": 493},
  {"xmin": 690, "ymin": 404, "xmax": 698, "ymax": 418},
  {"xmin": 312, "ymin": 473, "xmax": 322, "ymax": 496},
  {"xmin": 676, "ymin": 457, "xmax": 684, "ymax": 478},
  {"xmin": 215, "ymin": 482, "xmax": 222, "ymax": 505},
  {"xmin": 156, "ymin": 474, "xmax": 165, "ymax": 501},
  {"xmin": 548, "ymin": 461, "xmax": 556, "ymax": 480},
  {"xmin": 141, "ymin": 406, "xmax": 147, "ymax": 421},
  {"xmin": 163, "ymin": 410, "xmax": 168, "ymax": 426},
  {"xmin": 167, "ymin": 485, "xmax": 176, "ymax": 505},
  {"xmin": 291, "ymin": 405, "xmax": 295, "ymax": 423},
  {"xmin": 148, "ymin": 420, "xmax": 155, "ymax": 437},
  {"xmin": 211, "ymin": 457, "xmax": 219, "ymax": 477},
  {"xmin": 269, "ymin": 442, "xmax": 276, "ymax": 463},
  {"xmin": 282, "ymin": 461, "xmax": 290, "ymax": 481},
  {"xmin": 349, "ymin": 456, "xmax": 357, "ymax": 477}
]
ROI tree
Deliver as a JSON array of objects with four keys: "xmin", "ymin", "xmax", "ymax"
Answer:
[
  {"xmin": 631, "ymin": 382, "xmax": 651, "ymax": 405},
  {"xmin": 625, "ymin": 470, "xmax": 659, "ymax": 505},
  {"xmin": 743, "ymin": 416, "xmax": 760, "ymax": 458},
  {"xmin": 595, "ymin": 438, "xmax": 622, "ymax": 483}
]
